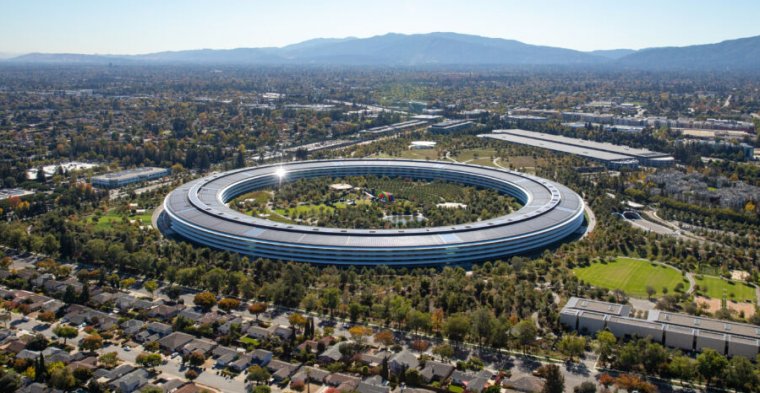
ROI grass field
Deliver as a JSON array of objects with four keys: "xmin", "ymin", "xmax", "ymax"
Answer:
[
  {"xmin": 694, "ymin": 275, "xmax": 756, "ymax": 303},
  {"xmin": 451, "ymin": 148, "xmax": 497, "ymax": 162},
  {"xmin": 92, "ymin": 209, "xmax": 152, "ymax": 230},
  {"xmin": 573, "ymin": 257, "xmax": 688, "ymax": 298},
  {"xmin": 376, "ymin": 150, "xmax": 441, "ymax": 161},
  {"xmin": 275, "ymin": 203, "xmax": 335, "ymax": 217}
]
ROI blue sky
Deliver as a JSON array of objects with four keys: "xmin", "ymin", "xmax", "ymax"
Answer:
[{"xmin": 0, "ymin": 0, "xmax": 758, "ymax": 54}]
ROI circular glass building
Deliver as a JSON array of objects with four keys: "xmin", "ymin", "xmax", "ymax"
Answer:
[{"xmin": 162, "ymin": 159, "xmax": 584, "ymax": 265}]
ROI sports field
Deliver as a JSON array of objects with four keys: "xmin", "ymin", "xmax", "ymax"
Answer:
[
  {"xmin": 573, "ymin": 257, "xmax": 687, "ymax": 298},
  {"xmin": 694, "ymin": 275, "xmax": 756, "ymax": 303}
]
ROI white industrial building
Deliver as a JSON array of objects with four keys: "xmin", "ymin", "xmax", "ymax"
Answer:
[{"xmin": 561, "ymin": 297, "xmax": 760, "ymax": 358}]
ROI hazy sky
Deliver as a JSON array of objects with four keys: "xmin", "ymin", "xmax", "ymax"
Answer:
[{"xmin": 1, "ymin": 0, "xmax": 759, "ymax": 54}]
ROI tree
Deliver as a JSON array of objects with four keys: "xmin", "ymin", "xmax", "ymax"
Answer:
[
  {"xmin": 321, "ymin": 288, "xmax": 340, "ymax": 317},
  {"xmin": 724, "ymin": 355, "xmax": 757, "ymax": 392},
  {"xmin": 641, "ymin": 342, "xmax": 668, "ymax": 374},
  {"xmin": 696, "ymin": 348, "xmax": 727, "ymax": 386},
  {"xmin": 541, "ymin": 364, "xmax": 565, "ymax": 393},
  {"xmin": 48, "ymin": 366, "xmax": 76, "ymax": 390},
  {"xmin": 53, "ymin": 325, "xmax": 79, "ymax": 345},
  {"xmin": 388, "ymin": 295, "xmax": 411, "ymax": 328},
  {"xmin": 188, "ymin": 351, "xmax": 206, "ymax": 367},
  {"xmin": 247, "ymin": 365, "xmax": 270, "ymax": 385},
  {"xmin": 184, "ymin": 369, "xmax": 198, "ymax": 381},
  {"xmin": 646, "ymin": 286, "xmax": 656, "ymax": 300},
  {"xmin": 432, "ymin": 343, "xmax": 454, "ymax": 360},
  {"xmin": 26, "ymin": 334, "xmax": 49, "ymax": 351},
  {"xmin": 38, "ymin": 311, "xmax": 56, "ymax": 323},
  {"xmin": 0, "ymin": 369, "xmax": 21, "ymax": 392},
  {"xmin": 193, "ymin": 291, "xmax": 217, "ymax": 311},
  {"xmin": 470, "ymin": 308, "xmax": 494, "ymax": 346},
  {"xmin": 248, "ymin": 302, "xmax": 267, "ymax": 319},
  {"xmin": 136, "ymin": 352, "xmax": 163, "ymax": 370},
  {"xmin": 218, "ymin": 297, "xmax": 241, "ymax": 312},
  {"xmin": 558, "ymin": 335, "xmax": 586, "ymax": 362},
  {"xmin": 144, "ymin": 280, "xmax": 159, "ymax": 298},
  {"xmin": 444, "ymin": 313, "xmax": 470, "ymax": 344},
  {"xmin": 667, "ymin": 355, "xmax": 695, "ymax": 382},
  {"xmin": 573, "ymin": 381, "xmax": 596, "ymax": 393},
  {"xmin": 98, "ymin": 352, "xmax": 120, "ymax": 369},
  {"xmin": 348, "ymin": 302, "xmax": 365, "ymax": 322},
  {"xmin": 164, "ymin": 285, "xmax": 182, "ymax": 301},
  {"xmin": 251, "ymin": 385, "xmax": 271, "ymax": 393},
  {"xmin": 512, "ymin": 319, "xmax": 537, "ymax": 353},
  {"xmin": 288, "ymin": 313, "xmax": 307, "ymax": 332},
  {"xmin": 120, "ymin": 277, "xmax": 136, "ymax": 289},
  {"xmin": 594, "ymin": 331, "xmax": 616, "ymax": 367},
  {"xmin": 374, "ymin": 330, "xmax": 395, "ymax": 347},
  {"xmin": 34, "ymin": 353, "xmax": 46, "ymax": 382},
  {"xmin": 348, "ymin": 325, "xmax": 372, "ymax": 344},
  {"xmin": 80, "ymin": 333, "xmax": 103, "ymax": 352},
  {"xmin": 406, "ymin": 309, "xmax": 431, "ymax": 335}
]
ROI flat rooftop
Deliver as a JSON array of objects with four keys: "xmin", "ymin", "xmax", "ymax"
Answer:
[
  {"xmin": 492, "ymin": 129, "xmax": 671, "ymax": 159},
  {"xmin": 432, "ymin": 119, "xmax": 473, "ymax": 128},
  {"xmin": 92, "ymin": 167, "xmax": 168, "ymax": 181},
  {"xmin": 0, "ymin": 188, "xmax": 35, "ymax": 200},
  {"xmin": 649, "ymin": 310, "xmax": 760, "ymax": 340},
  {"xmin": 564, "ymin": 297, "xmax": 631, "ymax": 316},
  {"xmin": 480, "ymin": 133, "xmax": 638, "ymax": 163}
]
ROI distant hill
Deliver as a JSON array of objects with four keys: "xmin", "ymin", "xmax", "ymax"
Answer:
[
  {"xmin": 616, "ymin": 35, "xmax": 760, "ymax": 71},
  {"xmin": 587, "ymin": 49, "xmax": 636, "ymax": 60},
  {"xmin": 7, "ymin": 32, "xmax": 760, "ymax": 71}
]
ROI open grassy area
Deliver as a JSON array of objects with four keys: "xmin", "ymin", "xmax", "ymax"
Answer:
[
  {"xmin": 91, "ymin": 209, "xmax": 152, "ymax": 230},
  {"xmin": 452, "ymin": 148, "xmax": 498, "ymax": 162},
  {"xmin": 573, "ymin": 257, "xmax": 687, "ymax": 298},
  {"xmin": 238, "ymin": 191, "xmax": 272, "ymax": 204},
  {"xmin": 375, "ymin": 150, "xmax": 441, "ymax": 161},
  {"xmin": 275, "ymin": 203, "xmax": 335, "ymax": 217},
  {"xmin": 694, "ymin": 275, "xmax": 756, "ymax": 303}
]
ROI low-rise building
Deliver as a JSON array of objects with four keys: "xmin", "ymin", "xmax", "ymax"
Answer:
[{"xmin": 92, "ymin": 167, "xmax": 170, "ymax": 189}]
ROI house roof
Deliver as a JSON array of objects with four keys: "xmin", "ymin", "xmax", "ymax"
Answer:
[
  {"xmin": 390, "ymin": 349, "xmax": 419, "ymax": 369},
  {"xmin": 157, "ymin": 331, "xmax": 194, "ymax": 351}
]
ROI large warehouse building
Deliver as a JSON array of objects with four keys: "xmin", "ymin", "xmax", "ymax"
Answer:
[
  {"xmin": 92, "ymin": 167, "xmax": 170, "ymax": 188},
  {"xmin": 560, "ymin": 297, "xmax": 760, "ymax": 358},
  {"xmin": 480, "ymin": 129, "xmax": 674, "ymax": 168},
  {"xmin": 162, "ymin": 159, "xmax": 585, "ymax": 266}
]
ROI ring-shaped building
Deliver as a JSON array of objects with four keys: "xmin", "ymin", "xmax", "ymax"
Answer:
[{"xmin": 162, "ymin": 159, "xmax": 584, "ymax": 265}]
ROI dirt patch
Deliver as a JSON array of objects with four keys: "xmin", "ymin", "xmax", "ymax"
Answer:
[
  {"xmin": 731, "ymin": 270, "xmax": 750, "ymax": 281},
  {"xmin": 695, "ymin": 296, "xmax": 756, "ymax": 318}
]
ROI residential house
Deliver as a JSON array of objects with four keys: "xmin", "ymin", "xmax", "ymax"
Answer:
[
  {"xmin": 109, "ymin": 368, "xmax": 150, "ymax": 393},
  {"xmin": 318, "ymin": 342, "xmax": 346, "ymax": 364},
  {"xmin": 389, "ymin": 350, "xmax": 418, "ymax": 374},
  {"xmin": 158, "ymin": 331, "xmax": 194, "ymax": 354},
  {"xmin": 267, "ymin": 359, "xmax": 300, "ymax": 382},
  {"xmin": 251, "ymin": 349, "xmax": 273, "ymax": 366},
  {"xmin": 246, "ymin": 325, "xmax": 271, "ymax": 340},
  {"xmin": 357, "ymin": 375, "xmax": 390, "ymax": 393},
  {"xmin": 181, "ymin": 337, "xmax": 217, "ymax": 356},
  {"xmin": 420, "ymin": 360, "xmax": 454, "ymax": 383},
  {"xmin": 229, "ymin": 355, "xmax": 253, "ymax": 373}
]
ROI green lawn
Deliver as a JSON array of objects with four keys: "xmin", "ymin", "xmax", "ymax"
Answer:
[
  {"xmin": 573, "ymin": 257, "xmax": 687, "ymax": 298},
  {"xmin": 375, "ymin": 150, "xmax": 442, "ymax": 161},
  {"xmin": 694, "ymin": 275, "xmax": 756, "ymax": 303},
  {"xmin": 92, "ymin": 210, "xmax": 152, "ymax": 230},
  {"xmin": 453, "ymin": 148, "xmax": 497, "ymax": 162},
  {"xmin": 275, "ymin": 203, "xmax": 335, "ymax": 217}
]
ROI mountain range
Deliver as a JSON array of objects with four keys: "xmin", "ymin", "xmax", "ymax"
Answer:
[{"xmin": 7, "ymin": 32, "xmax": 760, "ymax": 71}]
